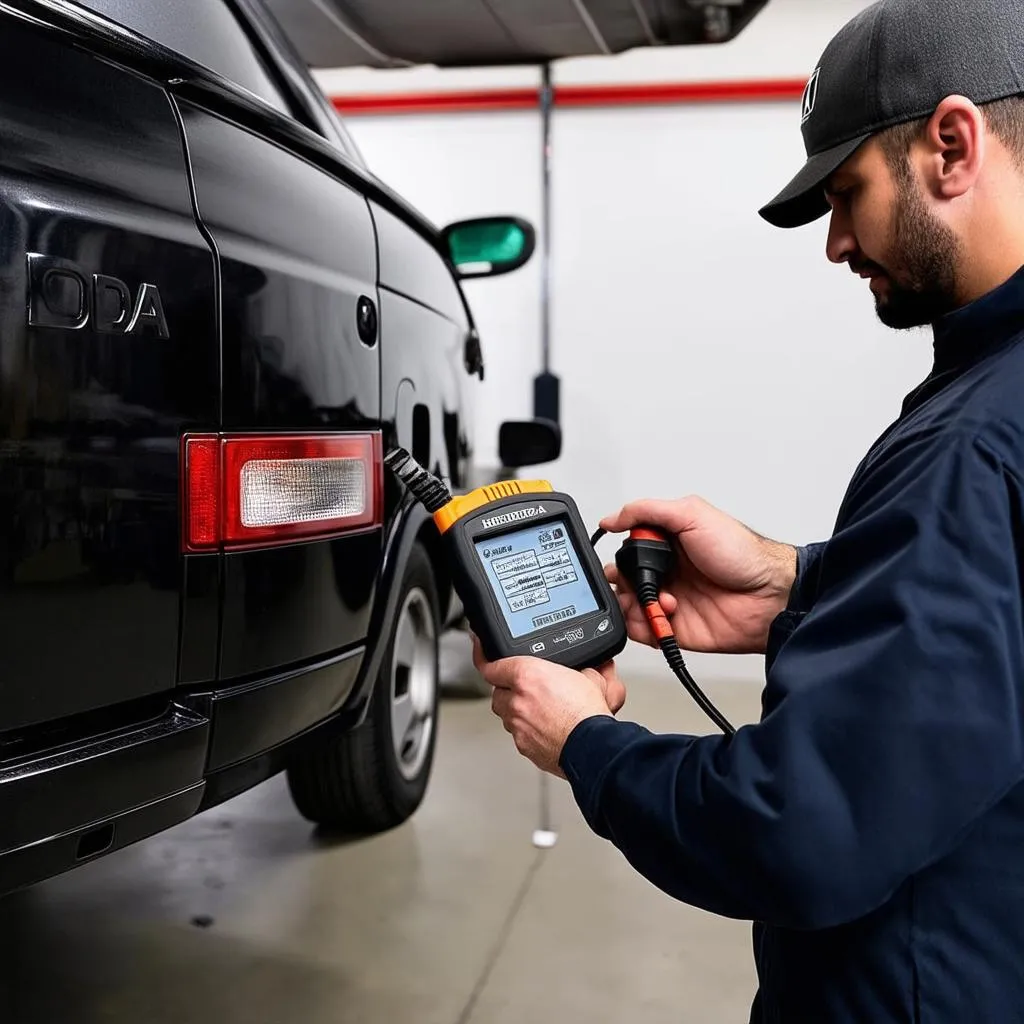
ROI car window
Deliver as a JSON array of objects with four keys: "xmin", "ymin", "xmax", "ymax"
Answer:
[{"xmin": 77, "ymin": 0, "xmax": 291, "ymax": 116}]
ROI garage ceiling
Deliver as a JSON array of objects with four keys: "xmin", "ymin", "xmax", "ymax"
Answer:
[{"xmin": 261, "ymin": 0, "xmax": 771, "ymax": 69}]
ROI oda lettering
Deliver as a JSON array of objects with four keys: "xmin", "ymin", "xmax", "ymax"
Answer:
[{"xmin": 27, "ymin": 254, "xmax": 169, "ymax": 339}]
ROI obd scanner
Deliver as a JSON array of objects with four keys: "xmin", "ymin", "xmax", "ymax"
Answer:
[{"xmin": 386, "ymin": 448, "xmax": 627, "ymax": 670}]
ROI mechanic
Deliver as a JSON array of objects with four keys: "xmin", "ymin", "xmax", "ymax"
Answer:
[{"xmin": 473, "ymin": 1, "xmax": 1024, "ymax": 1021}]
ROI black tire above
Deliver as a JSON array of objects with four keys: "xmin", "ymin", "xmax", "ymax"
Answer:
[{"xmin": 286, "ymin": 542, "xmax": 440, "ymax": 833}]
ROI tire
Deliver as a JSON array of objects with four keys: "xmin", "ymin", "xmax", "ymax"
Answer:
[{"xmin": 286, "ymin": 542, "xmax": 440, "ymax": 833}]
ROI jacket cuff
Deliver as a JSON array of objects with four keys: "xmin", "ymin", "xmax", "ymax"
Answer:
[
  {"xmin": 559, "ymin": 715, "xmax": 650, "ymax": 835},
  {"xmin": 790, "ymin": 541, "xmax": 828, "ymax": 612}
]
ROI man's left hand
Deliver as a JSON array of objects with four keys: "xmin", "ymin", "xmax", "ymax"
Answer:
[{"xmin": 472, "ymin": 638, "xmax": 627, "ymax": 777}]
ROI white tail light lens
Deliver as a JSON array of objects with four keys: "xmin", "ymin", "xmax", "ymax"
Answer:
[
  {"xmin": 181, "ymin": 432, "xmax": 382, "ymax": 552},
  {"xmin": 240, "ymin": 458, "xmax": 366, "ymax": 528}
]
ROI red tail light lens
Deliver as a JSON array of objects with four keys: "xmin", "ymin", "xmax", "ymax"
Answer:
[
  {"xmin": 182, "ymin": 432, "xmax": 383, "ymax": 552},
  {"xmin": 183, "ymin": 435, "xmax": 220, "ymax": 551}
]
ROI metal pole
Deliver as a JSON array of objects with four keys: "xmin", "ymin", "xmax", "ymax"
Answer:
[
  {"xmin": 533, "ymin": 772, "xmax": 557, "ymax": 849},
  {"xmin": 533, "ymin": 62, "xmax": 560, "ymax": 425},
  {"xmin": 541, "ymin": 61, "xmax": 552, "ymax": 375},
  {"xmin": 532, "ymin": 62, "xmax": 559, "ymax": 852}
]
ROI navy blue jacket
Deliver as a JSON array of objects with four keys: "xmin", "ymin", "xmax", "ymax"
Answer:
[{"xmin": 560, "ymin": 266, "xmax": 1024, "ymax": 1023}]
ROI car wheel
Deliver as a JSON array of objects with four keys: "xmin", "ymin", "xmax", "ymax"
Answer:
[{"xmin": 286, "ymin": 542, "xmax": 440, "ymax": 833}]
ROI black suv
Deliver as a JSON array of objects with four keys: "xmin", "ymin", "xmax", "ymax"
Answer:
[{"xmin": 0, "ymin": 0, "xmax": 551, "ymax": 896}]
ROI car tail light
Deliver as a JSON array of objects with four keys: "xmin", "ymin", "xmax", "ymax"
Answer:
[{"xmin": 182, "ymin": 432, "xmax": 382, "ymax": 552}]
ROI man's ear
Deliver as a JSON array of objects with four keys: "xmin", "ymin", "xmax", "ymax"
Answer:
[{"xmin": 920, "ymin": 95, "xmax": 986, "ymax": 200}]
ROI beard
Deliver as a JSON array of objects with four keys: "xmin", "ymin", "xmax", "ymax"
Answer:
[{"xmin": 857, "ymin": 180, "xmax": 963, "ymax": 330}]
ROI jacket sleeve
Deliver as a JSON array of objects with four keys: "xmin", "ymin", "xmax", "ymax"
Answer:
[{"xmin": 559, "ymin": 430, "xmax": 1024, "ymax": 931}]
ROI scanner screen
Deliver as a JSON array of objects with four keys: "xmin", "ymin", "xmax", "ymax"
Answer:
[{"xmin": 475, "ymin": 519, "xmax": 600, "ymax": 639}]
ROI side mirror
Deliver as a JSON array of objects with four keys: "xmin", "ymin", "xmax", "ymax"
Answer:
[
  {"xmin": 442, "ymin": 216, "xmax": 536, "ymax": 279},
  {"xmin": 499, "ymin": 419, "xmax": 561, "ymax": 469}
]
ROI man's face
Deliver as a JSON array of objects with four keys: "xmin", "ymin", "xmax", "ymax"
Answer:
[{"xmin": 824, "ymin": 139, "xmax": 963, "ymax": 329}]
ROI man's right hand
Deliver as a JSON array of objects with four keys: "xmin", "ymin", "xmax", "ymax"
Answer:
[{"xmin": 600, "ymin": 497, "xmax": 798, "ymax": 656}]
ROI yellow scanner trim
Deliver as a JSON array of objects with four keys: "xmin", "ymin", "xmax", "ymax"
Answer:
[{"xmin": 433, "ymin": 480, "xmax": 554, "ymax": 534}]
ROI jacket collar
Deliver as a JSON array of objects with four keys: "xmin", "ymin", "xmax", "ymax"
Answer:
[{"xmin": 932, "ymin": 263, "xmax": 1024, "ymax": 373}]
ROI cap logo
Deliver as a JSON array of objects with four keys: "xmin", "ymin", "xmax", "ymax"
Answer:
[{"xmin": 801, "ymin": 67, "xmax": 820, "ymax": 124}]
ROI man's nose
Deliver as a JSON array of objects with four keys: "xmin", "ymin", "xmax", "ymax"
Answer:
[{"xmin": 826, "ymin": 209, "xmax": 857, "ymax": 265}]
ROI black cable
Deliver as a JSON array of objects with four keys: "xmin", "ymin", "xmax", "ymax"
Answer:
[
  {"xmin": 385, "ymin": 447, "xmax": 452, "ymax": 513},
  {"xmin": 640, "ymin": 574, "xmax": 736, "ymax": 736},
  {"xmin": 658, "ymin": 636, "xmax": 736, "ymax": 737}
]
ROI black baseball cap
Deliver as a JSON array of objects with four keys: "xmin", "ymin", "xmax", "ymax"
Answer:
[{"xmin": 759, "ymin": 0, "xmax": 1024, "ymax": 229}]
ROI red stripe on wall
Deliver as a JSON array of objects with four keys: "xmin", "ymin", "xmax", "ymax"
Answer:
[
  {"xmin": 330, "ymin": 79, "xmax": 807, "ymax": 117},
  {"xmin": 332, "ymin": 87, "xmax": 539, "ymax": 115}
]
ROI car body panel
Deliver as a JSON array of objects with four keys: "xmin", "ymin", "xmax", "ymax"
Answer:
[{"xmin": 0, "ymin": 17, "xmax": 218, "ymax": 732}]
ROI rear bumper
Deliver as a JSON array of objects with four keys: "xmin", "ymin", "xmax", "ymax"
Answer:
[
  {"xmin": 203, "ymin": 646, "xmax": 364, "ymax": 772},
  {"xmin": 0, "ymin": 647, "xmax": 367, "ymax": 897},
  {"xmin": 0, "ymin": 705, "xmax": 209, "ymax": 896}
]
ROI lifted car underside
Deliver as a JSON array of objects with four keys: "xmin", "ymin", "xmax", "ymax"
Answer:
[{"xmin": 262, "ymin": 0, "xmax": 772, "ymax": 70}]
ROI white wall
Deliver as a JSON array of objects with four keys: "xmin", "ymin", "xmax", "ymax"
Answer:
[{"xmin": 314, "ymin": 0, "xmax": 935, "ymax": 683}]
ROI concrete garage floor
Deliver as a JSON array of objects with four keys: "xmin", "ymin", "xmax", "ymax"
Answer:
[{"xmin": 0, "ymin": 635, "xmax": 764, "ymax": 1024}]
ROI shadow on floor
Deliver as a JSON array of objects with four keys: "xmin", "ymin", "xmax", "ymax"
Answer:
[
  {"xmin": 0, "ymin": 887, "xmax": 355, "ymax": 1024},
  {"xmin": 0, "ymin": 781, "xmax": 439, "ymax": 1024}
]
